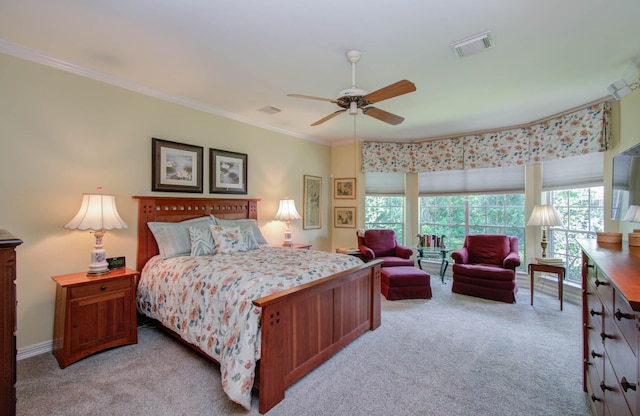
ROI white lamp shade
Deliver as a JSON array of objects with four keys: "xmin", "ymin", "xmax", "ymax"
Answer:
[
  {"xmin": 623, "ymin": 205, "xmax": 640, "ymax": 222},
  {"xmin": 64, "ymin": 193, "xmax": 128, "ymax": 231},
  {"xmin": 274, "ymin": 198, "xmax": 301, "ymax": 221},
  {"xmin": 527, "ymin": 205, "xmax": 564, "ymax": 227}
]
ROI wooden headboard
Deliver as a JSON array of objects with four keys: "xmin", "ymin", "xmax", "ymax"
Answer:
[{"xmin": 133, "ymin": 196, "xmax": 260, "ymax": 272}]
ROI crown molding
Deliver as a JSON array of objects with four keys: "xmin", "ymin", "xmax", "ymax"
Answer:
[{"xmin": 0, "ymin": 39, "xmax": 328, "ymax": 146}]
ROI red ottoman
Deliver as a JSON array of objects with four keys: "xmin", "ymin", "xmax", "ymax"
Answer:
[{"xmin": 381, "ymin": 266, "xmax": 432, "ymax": 300}]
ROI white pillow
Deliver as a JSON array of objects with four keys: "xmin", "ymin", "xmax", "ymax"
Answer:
[
  {"xmin": 209, "ymin": 225, "xmax": 246, "ymax": 254},
  {"xmin": 211, "ymin": 216, "xmax": 268, "ymax": 246},
  {"xmin": 148, "ymin": 216, "xmax": 214, "ymax": 258},
  {"xmin": 189, "ymin": 226, "xmax": 215, "ymax": 256}
]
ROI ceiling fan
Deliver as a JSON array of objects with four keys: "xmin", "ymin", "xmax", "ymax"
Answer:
[{"xmin": 287, "ymin": 49, "xmax": 416, "ymax": 126}]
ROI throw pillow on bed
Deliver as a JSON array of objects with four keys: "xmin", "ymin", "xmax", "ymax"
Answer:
[
  {"xmin": 211, "ymin": 216, "xmax": 268, "ymax": 247},
  {"xmin": 189, "ymin": 226, "xmax": 215, "ymax": 256},
  {"xmin": 209, "ymin": 225, "xmax": 247, "ymax": 254},
  {"xmin": 148, "ymin": 216, "xmax": 214, "ymax": 258}
]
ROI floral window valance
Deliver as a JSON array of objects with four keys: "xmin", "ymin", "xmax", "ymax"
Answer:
[{"xmin": 362, "ymin": 102, "xmax": 610, "ymax": 173}]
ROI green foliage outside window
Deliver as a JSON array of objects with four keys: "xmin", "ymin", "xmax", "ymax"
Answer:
[
  {"xmin": 364, "ymin": 196, "xmax": 404, "ymax": 243},
  {"xmin": 549, "ymin": 187, "xmax": 604, "ymax": 283},
  {"xmin": 419, "ymin": 194, "xmax": 526, "ymax": 269}
]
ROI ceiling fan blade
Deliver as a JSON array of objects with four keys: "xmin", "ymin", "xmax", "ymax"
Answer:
[
  {"xmin": 310, "ymin": 110, "xmax": 346, "ymax": 126},
  {"xmin": 287, "ymin": 93, "xmax": 337, "ymax": 103},
  {"xmin": 363, "ymin": 80, "xmax": 416, "ymax": 104},
  {"xmin": 362, "ymin": 107, "xmax": 405, "ymax": 125}
]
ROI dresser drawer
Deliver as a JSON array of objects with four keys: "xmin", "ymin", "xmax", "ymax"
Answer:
[
  {"xmin": 69, "ymin": 277, "xmax": 132, "ymax": 299},
  {"xmin": 613, "ymin": 289, "xmax": 638, "ymax": 353},
  {"xmin": 603, "ymin": 352, "xmax": 634, "ymax": 416}
]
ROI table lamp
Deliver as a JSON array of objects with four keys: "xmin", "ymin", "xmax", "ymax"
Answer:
[
  {"xmin": 527, "ymin": 205, "xmax": 564, "ymax": 258},
  {"xmin": 274, "ymin": 197, "xmax": 301, "ymax": 247},
  {"xmin": 64, "ymin": 188, "xmax": 128, "ymax": 275}
]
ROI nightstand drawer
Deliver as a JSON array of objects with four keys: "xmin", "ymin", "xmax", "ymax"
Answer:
[{"xmin": 69, "ymin": 277, "xmax": 131, "ymax": 299}]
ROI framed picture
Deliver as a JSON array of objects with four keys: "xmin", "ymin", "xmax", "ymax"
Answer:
[
  {"xmin": 334, "ymin": 177, "xmax": 356, "ymax": 199},
  {"xmin": 303, "ymin": 175, "xmax": 322, "ymax": 229},
  {"xmin": 209, "ymin": 148, "xmax": 248, "ymax": 194},
  {"xmin": 152, "ymin": 138, "xmax": 203, "ymax": 193},
  {"xmin": 334, "ymin": 207, "xmax": 356, "ymax": 228}
]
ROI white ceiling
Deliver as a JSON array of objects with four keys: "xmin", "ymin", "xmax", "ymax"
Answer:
[{"xmin": 1, "ymin": 0, "xmax": 640, "ymax": 145}]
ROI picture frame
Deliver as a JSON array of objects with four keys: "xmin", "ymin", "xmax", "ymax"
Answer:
[
  {"xmin": 209, "ymin": 148, "xmax": 248, "ymax": 194},
  {"xmin": 334, "ymin": 207, "xmax": 356, "ymax": 228},
  {"xmin": 303, "ymin": 175, "xmax": 322, "ymax": 229},
  {"xmin": 334, "ymin": 177, "xmax": 356, "ymax": 199},
  {"xmin": 152, "ymin": 138, "xmax": 203, "ymax": 193}
]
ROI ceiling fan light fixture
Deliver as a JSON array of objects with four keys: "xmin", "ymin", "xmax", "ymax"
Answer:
[
  {"xmin": 450, "ymin": 31, "xmax": 494, "ymax": 58},
  {"xmin": 349, "ymin": 101, "xmax": 358, "ymax": 115}
]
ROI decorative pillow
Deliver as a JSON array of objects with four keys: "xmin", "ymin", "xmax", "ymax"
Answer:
[
  {"xmin": 211, "ymin": 216, "xmax": 268, "ymax": 246},
  {"xmin": 189, "ymin": 226, "xmax": 215, "ymax": 256},
  {"xmin": 209, "ymin": 225, "xmax": 246, "ymax": 254},
  {"xmin": 147, "ymin": 216, "xmax": 214, "ymax": 258}
]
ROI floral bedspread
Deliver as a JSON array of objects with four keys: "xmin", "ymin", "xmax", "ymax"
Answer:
[{"xmin": 136, "ymin": 247, "xmax": 363, "ymax": 409}]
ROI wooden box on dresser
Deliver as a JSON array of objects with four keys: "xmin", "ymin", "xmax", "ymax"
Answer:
[
  {"xmin": 0, "ymin": 231, "xmax": 22, "ymax": 416},
  {"xmin": 580, "ymin": 239, "xmax": 640, "ymax": 416}
]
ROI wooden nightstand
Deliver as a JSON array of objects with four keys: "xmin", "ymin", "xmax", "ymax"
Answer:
[{"xmin": 52, "ymin": 268, "xmax": 139, "ymax": 368}]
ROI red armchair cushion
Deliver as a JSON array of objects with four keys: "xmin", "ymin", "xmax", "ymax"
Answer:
[
  {"xmin": 466, "ymin": 234, "xmax": 510, "ymax": 266},
  {"xmin": 364, "ymin": 229, "xmax": 398, "ymax": 257},
  {"xmin": 452, "ymin": 263, "xmax": 515, "ymax": 281}
]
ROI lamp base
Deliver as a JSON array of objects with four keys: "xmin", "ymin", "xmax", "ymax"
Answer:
[{"xmin": 87, "ymin": 231, "xmax": 110, "ymax": 276}]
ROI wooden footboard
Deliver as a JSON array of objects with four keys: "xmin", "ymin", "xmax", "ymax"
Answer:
[
  {"xmin": 253, "ymin": 259, "xmax": 382, "ymax": 414},
  {"xmin": 133, "ymin": 196, "xmax": 382, "ymax": 413}
]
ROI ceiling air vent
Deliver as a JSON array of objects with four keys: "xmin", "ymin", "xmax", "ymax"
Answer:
[
  {"xmin": 450, "ymin": 31, "xmax": 494, "ymax": 58},
  {"xmin": 258, "ymin": 105, "xmax": 281, "ymax": 115}
]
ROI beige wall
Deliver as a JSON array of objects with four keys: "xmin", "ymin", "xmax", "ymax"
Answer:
[{"xmin": 0, "ymin": 53, "xmax": 334, "ymax": 349}]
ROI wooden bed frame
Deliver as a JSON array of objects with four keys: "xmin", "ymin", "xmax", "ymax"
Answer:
[{"xmin": 133, "ymin": 196, "xmax": 382, "ymax": 413}]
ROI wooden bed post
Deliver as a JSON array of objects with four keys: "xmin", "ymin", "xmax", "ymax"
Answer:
[{"xmin": 257, "ymin": 303, "xmax": 289, "ymax": 414}]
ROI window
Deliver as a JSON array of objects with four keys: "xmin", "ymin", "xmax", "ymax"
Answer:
[
  {"xmin": 364, "ymin": 196, "xmax": 405, "ymax": 243},
  {"xmin": 419, "ymin": 194, "xmax": 526, "ymax": 267},
  {"xmin": 548, "ymin": 187, "xmax": 604, "ymax": 284}
]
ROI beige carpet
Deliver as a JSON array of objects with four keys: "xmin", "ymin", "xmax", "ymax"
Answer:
[{"xmin": 17, "ymin": 279, "xmax": 591, "ymax": 415}]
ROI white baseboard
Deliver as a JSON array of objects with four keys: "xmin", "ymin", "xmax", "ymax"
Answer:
[{"xmin": 17, "ymin": 340, "xmax": 52, "ymax": 361}]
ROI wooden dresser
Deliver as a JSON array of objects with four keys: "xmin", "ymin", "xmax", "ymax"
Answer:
[
  {"xmin": 580, "ymin": 239, "xmax": 640, "ymax": 416},
  {"xmin": 0, "ymin": 230, "xmax": 22, "ymax": 416}
]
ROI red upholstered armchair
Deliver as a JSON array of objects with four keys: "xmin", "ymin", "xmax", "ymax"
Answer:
[
  {"xmin": 357, "ymin": 229, "xmax": 414, "ymax": 267},
  {"xmin": 450, "ymin": 234, "xmax": 521, "ymax": 303}
]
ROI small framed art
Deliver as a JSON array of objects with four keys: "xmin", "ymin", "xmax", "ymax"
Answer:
[
  {"xmin": 334, "ymin": 177, "xmax": 356, "ymax": 199},
  {"xmin": 209, "ymin": 148, "xmax": 248, "ymax": 194},
  {"xmin": 334, "ymin": 207, "xmax": 356, "ymax": 228},
  {"xmin": 152, "ymin": 138, "xmax": 203, "ymax": 193},
  {"xmin": 303, "ymin": 175, "xmax": 322, "ymax": 229}
]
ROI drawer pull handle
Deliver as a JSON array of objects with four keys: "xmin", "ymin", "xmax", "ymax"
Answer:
[
  {"xmin": 590, "ymin": 309, "xmax": 601, "ymax": 316},
  {"xmin": 621, "ymin": 377, "xmax": 637, "ymax": 392},
  {"xmin": 583, "ymin": 323, "xmax": 592, "ymax": 330},
  {"xmin": 600, "ymin": 332, "xmax": 612, "ymax": 340},
  {"xmin": 614, "ymin": 309, "xmax": 634, "ymax": 321},
  {"xmin": 590, "ymin": 394, "xmax": 601, "ymax": 402},
  {"xmin": 584, "ymin": 263, "xmax": 594, "ymax": 269},
  {"xmin": 582, "ymin": 289, "xmax": 592, "ymax": 296},
  {"xmin": 594, "ymin": 279, "xmax": 608, "ymax": 287},
  {"xmin": 100, "ymin": 285, "xmax": 107, "ymax": 291},
  {"xmin": 591, "ymin": 350, "xmax": 602, "ymax": 359},
  {"xmin": 600, "ymin": 381, "xmax": 612, "ymax": 392},
  {"xmin": 584, "ymin": 359, "xmax": 592, "ymax": 367}
]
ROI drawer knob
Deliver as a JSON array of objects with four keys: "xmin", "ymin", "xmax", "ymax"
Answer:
[
  {"xmin": 621, "ymin": 377, "xmax": 637, "ymax": 392},
  {"xmin": 582, "ymin": 289, "xmax": 592, "ymax": 296},
  {"xmin": 100, "ymin": 285, "xmax": 107, "ymax": 291},
  {"xmin": 600, "ymin": 332, "xmax": 612, "ymax": 340},
  {"xmin": 584, "ymin": 359, "xmax": 592, "ymax": 367},
  {"xmin": 591, "ymin": 350, "xmax": 602, "ymax": 359},
  {"xmin": 614, "ymin": 309, "xmax": 634, "ymax": 321},
  {"xmin": 594, "ymin": 279, "xmax": 608, "ymax": 287},
  {"xmin": 600, "ymin": 381, "xmax": 612, "ymax": 392},
  {"xmin": 590, "ymin": 309, "xmax": 602, "ymax": 317},
  {"xmin": 590, "ymin": 394, "xmax": 601, "ymax": 402},
  {"xmin": 583, "ymin": 323, "xmax": 593, "ymax": 330},
  {"xmin": 584, "ymin": 262, "xmax": 594, "ymax": 269}
]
